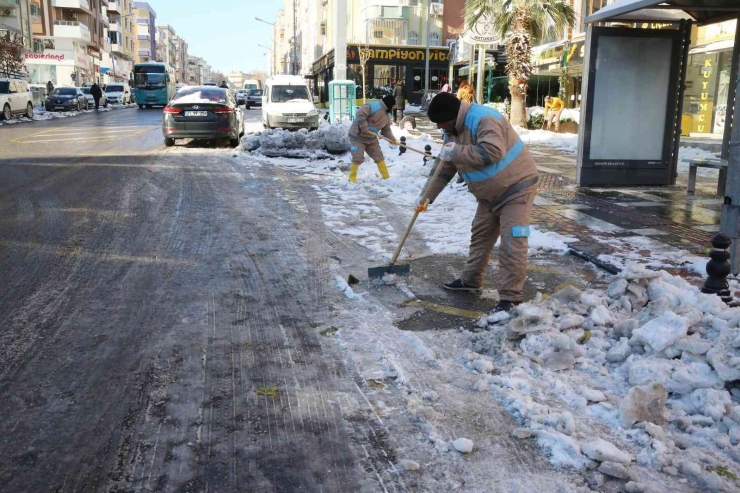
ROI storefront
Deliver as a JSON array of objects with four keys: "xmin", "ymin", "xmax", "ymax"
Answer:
[
  {"xmin": 24, "ymin": 42, "xmax": 90, "ymax": 87},
  {"xmin": 309, "ymin": 44, "xmax": 451, "ymax": 106},
  {"xmin": 531, "ymin": 39, "xmax": 585, "ymax": 108},
  {"xmin": 453, "ymin": 50, "xmax": 507, "ymax": 103},
  {"xmin": 682, "ymin": 20, "xmax": 736, "ymax": 137}
]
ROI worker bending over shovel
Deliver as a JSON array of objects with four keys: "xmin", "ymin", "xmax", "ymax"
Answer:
[
  {"xmin": 415, "ymin": 92, "xmax": 538, "ymax": 314},
  {"xmin": 347, "ymin": 95, "xmax": 398, "ymax": 182}
]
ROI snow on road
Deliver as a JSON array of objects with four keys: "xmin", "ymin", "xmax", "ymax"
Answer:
[{"xmin": 0, "ymin": 103, "xmax": 136, "ymax": 126}]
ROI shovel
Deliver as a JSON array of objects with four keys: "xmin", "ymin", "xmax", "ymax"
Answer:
[
  {"xmin": 367, "ymin": 141, "xmax": 444, "ymax": 279},
  {"xmin": 376, "ymin": 133, "xmax": 434, "ymax": 160}
]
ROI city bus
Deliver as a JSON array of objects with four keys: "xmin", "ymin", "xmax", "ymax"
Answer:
[{"xmin": 132, "ymin": 62, "xmax": 176, "ymax": 108}]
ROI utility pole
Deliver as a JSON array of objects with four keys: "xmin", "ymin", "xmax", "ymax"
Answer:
[
  {"xmin": 424, "ymin": 0, "xmax": 430, "ymax": 93},
  {"xmin": 292, "ymin": 0, "xmax": 297, "ymax": 75}
]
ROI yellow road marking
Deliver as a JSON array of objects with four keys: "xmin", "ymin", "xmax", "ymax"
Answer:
[{"xmin": 403, "ymin": 299, "xmax": 485, "ymax": 319}]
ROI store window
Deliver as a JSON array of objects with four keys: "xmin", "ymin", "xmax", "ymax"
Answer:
[
  {"xmin": 372, "ymin": 64, "xmax": 405, "ymax": 98},
  {"xmin": 683, "ymin": 50, "xmax": 733, "ymax": 135},
  {"xmin": 412, "ymin": 67, "xmax": 446, "ymax": 92}
]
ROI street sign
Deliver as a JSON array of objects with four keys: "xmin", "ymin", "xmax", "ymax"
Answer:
[{"xmin": 463, "ymin": 14, "xmax": 499, "ymax": 45}]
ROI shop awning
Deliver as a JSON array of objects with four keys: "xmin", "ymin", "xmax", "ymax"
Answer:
[
  {"xmin": 585, "ymin": 0, "xmax": 740, "ymax": 26},
  {"xmin": 689, "ymin": 38, "xmax": 735, "ymax": 54},
  {"xmin": 532, "ymin": 39, "xmax": 568, "ymax": 55}
]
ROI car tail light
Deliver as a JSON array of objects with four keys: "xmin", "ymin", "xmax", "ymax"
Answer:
[
  {"xmin": 217, "ymin": 127, "xmax": 234, "ymax": 131},
  {"xmin": 163, "ymin": 106, "xmax": 182, "ymax": 114},
  {"xmin": 211, "ymin": 106, "xmax": 233, "ymax": 114}
]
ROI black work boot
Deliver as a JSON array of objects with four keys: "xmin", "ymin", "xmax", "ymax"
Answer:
[
  {"xmin": 443, "ymin": 279, "xmax": 481, "ymax": 293},
  {"xmin": 491, "ymin": 300, "xmax": 520, "ymax": 313}
]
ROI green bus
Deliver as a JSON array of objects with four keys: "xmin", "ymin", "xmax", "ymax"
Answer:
[{"xmin": 133, "ymin": 62, "xmax": 176, "ymax": 108}]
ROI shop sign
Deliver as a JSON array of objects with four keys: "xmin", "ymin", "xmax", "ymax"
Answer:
[
  {"xmin": 694, "ymin": 57, "xmax": 716, "ymax": 133},
  {"xmin": 346, "ymin": 45, "xmax": 449, "ymax": 63},
  {"xmin": 87, "ymin": 46, "xmax": 101, "ymax": 59},
  {"xmin": 462, "ymin": 13, "xmax": 498, "ymax": 45},
  {"xmin": 25, "ymin": 52, "xmax": 66, "ymax": 62}
]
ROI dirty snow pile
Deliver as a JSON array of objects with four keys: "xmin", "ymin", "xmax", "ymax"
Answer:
[
  {"xmin": 527, "ymin": 106, "xmax": 582, "ymax": 124},
  {"xmin": 0, "ymin": 103, "xmax": 134, "ymax": 126},
  {"xmin": 517, "ymin": 127, "xmax": 580, "ymax": 153},
  {"xmin": 242, "ymin": 125, "xmax": 351, "ymax": 158},
  {"xmin": 468, "ymin": 263, "xmax": 740, "ymax": 491}
]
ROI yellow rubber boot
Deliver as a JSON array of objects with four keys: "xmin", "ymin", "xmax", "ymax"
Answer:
[
  {"xmin": 349, "ymin": 164, "xmax": 359, "ymax": 182},
  {"xmin": 376, "ymin": 160, "xmax": 390, "ymax": 180}
]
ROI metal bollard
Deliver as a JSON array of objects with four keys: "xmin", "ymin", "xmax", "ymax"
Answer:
[
  {"xmin": 399, "ymin": 136, "xmax": 406, "ymax": 156},
  {"xmin": 423, "ymin": 144, "xmax": 432, "ymax": 165},
  {"xmin": 702, "ymin": 233, "xmax": 734, "ymax": 302}
]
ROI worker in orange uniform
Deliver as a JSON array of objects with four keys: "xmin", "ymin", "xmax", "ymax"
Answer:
[{"xmin": 543, "ymin": 95, "xmax": 566, "ymax": 132}]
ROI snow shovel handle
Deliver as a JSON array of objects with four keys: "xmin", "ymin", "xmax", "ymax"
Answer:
[
  {"xmin": 388, "ymin": 155, "xmax": 445, "ymax": 265},
  {"xmin": 376, "ymin": 133, "xmax": 440, "ymax": 160}
]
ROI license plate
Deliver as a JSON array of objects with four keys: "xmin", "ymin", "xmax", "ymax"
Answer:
[
  {"xmin": 56, "ymin": 106, "xmax": 65, "ymax": 109},
  {"xmin": 185, "ymin": 111, "xmax": 207, "ymax": 116},
  {"xmin": 287, "ymin": 117, "xmax": 303, "ymax": 123}
]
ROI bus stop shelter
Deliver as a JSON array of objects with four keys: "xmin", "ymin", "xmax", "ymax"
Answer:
[{"xmin": 580, "ymin": 0, "xmax": 740, "ymax": 271}]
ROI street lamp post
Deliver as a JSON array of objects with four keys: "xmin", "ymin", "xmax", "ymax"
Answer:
[{"xmin": 255, "ymin": 17, "xmax": 278, "ymax": 76}]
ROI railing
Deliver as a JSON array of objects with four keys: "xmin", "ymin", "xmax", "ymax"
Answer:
[{"xmin": 54, "ymin": 20, "xmax": 89, "ymax": 29}]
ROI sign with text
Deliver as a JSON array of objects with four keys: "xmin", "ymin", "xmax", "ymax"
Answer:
[
  {"xmin": 463, "ymin": 13, "xmax": 499, "ymax": 45},
  {"xmin": 346, "ymin": 45, "xmax": 449, "ymax": 64}
]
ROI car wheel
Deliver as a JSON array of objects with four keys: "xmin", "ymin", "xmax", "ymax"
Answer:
[
  {"xmin": 230, "ymin": 137, "xmax": 239, "ymax": 147},
  {"xmin": 25, "ymin": 102, "xmax": 33, "ymax": 119},
  {"xmin": 165, "ymin": 138, "xmax": 175, "ymax": 147},
  {"xmin": 246, "ymin": 104, "xmax": 250, "ymax": 110},
  {"xmin": 2, "ymin": 104, "xmax": 10, "ymax": 120}
]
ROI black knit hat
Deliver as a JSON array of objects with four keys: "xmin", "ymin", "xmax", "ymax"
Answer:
[
  {"xmin": 427, "ymin": 92, "xmax": 461, "ymax": 123},
  {"xmin": 381, "ymin": 95, "xmax": 396, "ymax": 112}
]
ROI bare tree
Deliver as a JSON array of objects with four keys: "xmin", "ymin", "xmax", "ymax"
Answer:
[
  {"xmin": 0, "ymin": 30, "xmax": 27, "ymax": 79},
  {"xmin": 358, "ymin": 43, "xmax": 372, "ymax": 102},
  {"xmin": 251, "ymin": 70, "xmax": 268, "ymax": 86}
]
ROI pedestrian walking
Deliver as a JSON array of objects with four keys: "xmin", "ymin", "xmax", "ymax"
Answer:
[
  {"xmin": 414, "ymin": 92, "xmax": 538, "ymax": 314},
  {"xmin": 456, "ymin": 81, "xmax": 476, "ymax": 104},
  {"xmin": 219, "ymin": 81, "xmax": 229, "ymax": 89},
  {"xmin": 392, "ymin": 81, "xmax": 406, "ymax": 123},
  {"xmin": 46, "ymin": 80, "xmax": 54, "ymax": 96},
  {"xmin": 543, "ymin": 95, "xmax": 565, "ymax": 132},
  {"xmin": 90, "ymin": 82, "xmax": 103, "ymax": 110},
  {"xmin": 347, "ymin": 95, "xmax": 398, "ymax": 183}
]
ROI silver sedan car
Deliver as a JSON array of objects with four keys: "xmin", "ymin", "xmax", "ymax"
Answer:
[{"xmin": 80, "ymin": 87, "xmax": 108, "ymax": 108}]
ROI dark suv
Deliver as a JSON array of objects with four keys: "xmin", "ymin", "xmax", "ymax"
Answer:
[{"xmin": 245, "ymin": 88, "xmax": 262, "ymax": 110}]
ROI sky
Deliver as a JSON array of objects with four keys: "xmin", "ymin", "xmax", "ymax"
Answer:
[{"xmin": 151, "ymin": 0, "xmax": 284, "ymax": 74}]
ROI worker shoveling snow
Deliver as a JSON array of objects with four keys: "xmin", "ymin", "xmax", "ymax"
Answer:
[
  {"xmin": 468, "ymin": 263, "xmax": 740, "ymax": 492},
  {"xmin": 242, "ymin": 125, "xmax": 351, "ymax": 158}
]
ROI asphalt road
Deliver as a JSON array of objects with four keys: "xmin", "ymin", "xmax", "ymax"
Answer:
[{"xmin": 0, "ymin": 108, "xmax": 402, "ymax": 492}]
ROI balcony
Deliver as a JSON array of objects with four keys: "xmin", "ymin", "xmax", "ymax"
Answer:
[
  {"xmin": 104, "ymin": 38, "xmax": 111, "ymax": 52},
  {"xmin": 109, "ymin": 21, "xmax": 119, "ymax": 32},
  {"xmin": 0, "ymin": 0, "xmax": 19, "ymax": 7},
  {"xmin": 366, "ymin": 5, "xmax": 408, "ymax": 19},
  {"xmin": 53, "ymin": 20, "xmax": 91, "ymax": 43},
  {"xmin": 101, "ymin": 13, "xmax": 109, "ymax": 25},
  {"xmin": 107, "ymin": 1, "xmax": 120, "ymax": 13},
  {"xmin": 137, "ymin": 34, "xmax": 150, "ymax": 41},
  {"xmin": 138, "ymin": 49, "xmax": 150, "ymax": 57},
  {"xmin": 52, "ymin": 0, "xmax": 91, "ymax": 13}
]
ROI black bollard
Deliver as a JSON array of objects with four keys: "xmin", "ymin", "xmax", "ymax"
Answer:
[
  {"xmin": 423, "ymin": 144, "xmax": 432, "ymax": 165},
  {"xmin": 399, "ymin": 136, "xmax": 406, "ymax": 156},
  {"xmin": 702, "ymin": 233, "xmax": 733, "ymax": 303}
]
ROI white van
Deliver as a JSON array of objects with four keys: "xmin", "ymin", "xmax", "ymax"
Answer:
[
  {"xmin": 243, "ymin": 79, "xmax": 260, "ymax": 91},
  {"xmin": 262, "ymin": 75, "xmax": 319, "ymax": 130},
  {"xmin": 104, "ymin": 82, "xmax": 131, "ymax": 105}
]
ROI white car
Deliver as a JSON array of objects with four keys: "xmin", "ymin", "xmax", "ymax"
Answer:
[
  {"xmin": 262, "ymin": 75, "xmax": 319, "ymax": 130},
  {"xmin": 80, "ymin": 87, "xmax": 108, "ymax": 108},
  {"xmin": 0, "ymin": 78, "xmax": 34, "ymax": 120},
  {"xmin": 104, "ymin": 83, "xmax": 131, "ymax": 104}
]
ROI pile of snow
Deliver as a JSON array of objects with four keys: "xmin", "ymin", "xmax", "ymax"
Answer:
[
  {"xmin": 404, "ymin": 104, "xmax": 422, "ymax": 115},
  {"xmin": 527, "ymin": 106, "xmax": 581, "ymax": 124},
  {"xmin": 243, "ymin": 125, "xmax": 351, "ymax": 158},
  {"xmin": 468, "ymin": 263, "xmax": 740, "ymax": 490},
  {"xmin": 517, "ymin": 127, "xmax": 579, "ymax": 154},
  {"xmin": 0, "ymin": 103, "xmax": 134, "ymax": 126}
]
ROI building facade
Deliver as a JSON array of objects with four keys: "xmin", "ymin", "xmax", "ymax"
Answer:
[
  {"xmin": 132, "ymin": 1, "xmax": 154, "ymax": 63},
  {"xmin": 102, "ymin": 0, "xmax": 135, "ymax": 83},
  {"xmin": 0, "ymin": 0, "xmax": 32, "ymax": 78},
  {"xmin": 23, "ymin": 0, "xmax": 111, "ymax": 86},
  {"xmin": 156, "ymin": 23, "xmax": 175, "ymax": 71}
]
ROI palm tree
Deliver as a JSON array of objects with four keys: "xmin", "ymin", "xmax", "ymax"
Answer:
[{"xmin": 465, "ymin": 0, "xmax": 576, "ymax": 127}]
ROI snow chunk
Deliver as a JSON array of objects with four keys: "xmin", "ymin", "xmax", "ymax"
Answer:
[
  {"xmin": 581, "ymin": 438, "xmax": 633, "ymax": 465},
  {"xmin": 398, "ymin": 459, "xmax": 420, "ymax": 471},
  {"xmin": 533, "ymin": 430, "xmax": 587, "ymax": 469},
  {"xmin": 471, "ymin": 359, "xmax": 494, "ymax": 374},
  {"xmin": 631, "ymin": 312, "xmax": 688, "ymax": 352},
  {"xmin": 590, "ymin": 305, "xmax": 614, "ymax": 326},
  {"xmin": 606, "ymin": 337, "xmax": 631, "ymax": 363},
  {"xmin": 452, "ymin": 437, "xmax": 474, "ymax": 453},
  {"xmin": 619, "ymin": 382, "xmax": 667, "ymax": 428},
  {"xmin": 580, "ymin": 387, "xmax": 607, "ymax": 403},
  {"xmin": 558, "ymin": 313, "xmax": 584, "ymax": 331},
  {"xmin": 681, "ymin": 388, "xmax": 732, "ymax": 421},
  {"xmin": 707, "ymin": 329, "xmax": 740, "ymax": 382},
  {"xmin": 598, "ymin": 461, "xmax": 631, "ymax": 480}
]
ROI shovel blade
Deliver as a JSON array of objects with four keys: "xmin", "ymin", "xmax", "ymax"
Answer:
[{"xmin": 367, "ymin": 263, "xmax": 411, "ymax": 279}]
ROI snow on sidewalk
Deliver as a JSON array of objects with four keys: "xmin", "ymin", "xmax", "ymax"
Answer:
[
  {"xmin": 469, "ymin": 263, "xmax": 740, "ymax": 492},
  {"xmin": 0, "ymin": 103, "xmax": 136, "ymax": 126}
]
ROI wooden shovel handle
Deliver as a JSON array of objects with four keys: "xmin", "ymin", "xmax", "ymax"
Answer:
[{"xmin": 376, "ymin": 133, "xmax": 438, "ymax": 160}]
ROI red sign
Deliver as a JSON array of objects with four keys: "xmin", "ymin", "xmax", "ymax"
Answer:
[{"xmin": 25, "ymin": 53, "xmax": 65, "ymax": 61}]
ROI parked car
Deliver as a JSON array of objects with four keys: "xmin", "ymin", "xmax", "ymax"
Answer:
[
  {"xmin": 245, "ymin": 88, "xmax": 262, "ymax": 110},
  {"xmin": 262, "ymin": 75, "xmax": 319, "ymax": 130},
  {"xmin": 235, "ymin": 89, "xmax": 248, "ymax": 105},
  {"xmin": 104, "ymin": 83, "xmax": 131, "ymax": 104},
  {"xmin": 203, "ymin": 82, "xmax": 217, "ymax": 87},
  {"xmin": 80, "ymin": 87, "xmax": 108, "ymax": 108},
  {"xmin": 162, "ymin": 86, "xmax": 244, "ymax": 147},
  {"xmin": 0, "ymin": 78, "xmax": 34, "ymax": 120},
  {"xmin": 44, "ymin": 87, "xmax": 89, "ymax": 112}
]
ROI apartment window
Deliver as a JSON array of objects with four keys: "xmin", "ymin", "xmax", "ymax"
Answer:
[
  {"xmin": 320, "ymin": 22, "xmax": 326, "ymax": 36},
  {"xmin": 408, "ymin": 0, "xmax": 419, "ymax": 5},
  {"xmin": 428, "ymin": 32, "xmax": 439, "ymax": 46},
  {"xmin": 408, "ymin": 31, "xmax": 418, "ymax": 45},
  {"xmin": 373, "ymin": 30, "xmax": 383, "ymax": 39}
]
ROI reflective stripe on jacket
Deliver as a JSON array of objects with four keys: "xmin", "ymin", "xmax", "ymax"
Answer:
[
  {"xmin": 423, "ymin": 102, "xmax": 538, "ymax": 203},
  {"xmin": 348, "ymin": 100, "xmax": 395, "ymax": 144}
]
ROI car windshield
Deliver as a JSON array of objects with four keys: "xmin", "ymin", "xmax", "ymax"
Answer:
[
  {"xmin": 53, "ymin": 88, "xmax": 77, "ymax": 95},
  {"xmin": 80, "ymin": 88, "xmax": 91, "ymax": 94},
  {"xmin": 106, "ymin": 85, "xmax": 123, "ymax": 93},
  {"xmin": 249, "ymin": 89, "xmax": 263, "ymax": 97},
  {"xmin": 172, "ymin": 87, "xmax": 227, "ymax": 104},
  {"xmin": 134, "ymin": 73, "xmax": 165, "ymax": 88},
  {"xmin": 0, "ymin": 81, "xmax": 8, "ymax": 94},
  {"xmin": 271, "ymin": 85, "xmax": 309, "ymax": 102}
]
